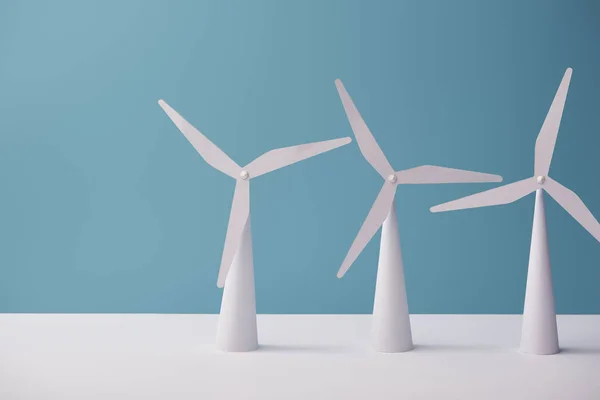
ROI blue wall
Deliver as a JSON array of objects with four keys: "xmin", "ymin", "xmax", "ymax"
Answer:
[{"xmin": 1, "ymin": 0, "xmax": 599, "ymax": 314}]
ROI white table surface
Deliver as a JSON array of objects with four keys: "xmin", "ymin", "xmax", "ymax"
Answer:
[{"xmin": 1, "ymin": 314, "xmax": 599, "ymax": 400}]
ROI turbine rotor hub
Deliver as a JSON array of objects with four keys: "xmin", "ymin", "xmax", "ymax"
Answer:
[
  {"xmin": 387, "ymin": 174, "xmax": 397, "ymax": 184},
  {"xmin": 240, "ymin": 170, "xmax": 250, "ymax": 180},
  {"xmin": 536, "ymin": 175, "xmax": 546, "ymax": 185}
]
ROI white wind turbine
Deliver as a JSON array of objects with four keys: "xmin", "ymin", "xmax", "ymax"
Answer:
[
  {"xmin": 334, "ymin": 80, "xmax": 502, "ymax": 352},
  {"xmin": 431, "ymin": 68, "xmax": 600, "ymax": 355},
  {"xmin": 159, "ymin": 99, "xmax": 351, "ymax": 352}
]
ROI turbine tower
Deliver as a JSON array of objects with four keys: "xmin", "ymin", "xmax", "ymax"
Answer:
[
  {"xmin": 159, "ymin": 99, "xmax": 351, "ymax": 352},
  {"xmin": 431, "ymin": 68, "xmax": 600, "ymax": 355},
  {"xmin": 335, "ymin": 80, "xmax": 502, "ymax": 352}
]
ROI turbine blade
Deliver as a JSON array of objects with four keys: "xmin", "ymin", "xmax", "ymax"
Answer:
[
  {"xmin": 245, "ymin": 137, "xmax": 351, "ymax": 178},
  {"xmin": 216, "ymin": 180, "xmax": 250, "ymax": 288},
  {"xmin": 534, "ymin": 68, "xmax": 573, "ymax": 177},
  {"xmin": 395, "ymin": 165, "xmax": 502, "ymax": 184},
  {"xmin": 544, "ymin": 177, "xmax": 600, "ymax": 242},
  {"xmin": 338, "ymin": 182, "xmax": 397, "ymax": 278},
  {"xmin": 430, "ymin": 177, "xmax": 537, "ymax": 213},
  {"xmin": 158, "ymin": 99, "xmax": 241, "ymax": 178},
  {"xmin": 335, "ymin": 79, "xmax": 394, "ymax": 179}
]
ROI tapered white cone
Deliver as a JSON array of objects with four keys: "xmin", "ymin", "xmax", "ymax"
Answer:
[
  {"xmin": 520, "ymin": 190, "xmax": 559, "ymax": 355},
  {"xmin": 372, "ymin": 203, "xmax": 413, "ymax": 352},
  {"xmin": 216, "ymin": 218, "xmax": 258, "ymax": 352}
]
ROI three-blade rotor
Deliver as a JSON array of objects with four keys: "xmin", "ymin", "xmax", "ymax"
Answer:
[
  {"xmin": 431, "ymin": 68, "xmax": 600, "ymax": 244},
  {"xmin": 334, "ymin": 80, "xmax": 502, "ymax": 278},
  {"xmin": 159, "ymin": 100, "xmax": 351, "ymax": 287}
]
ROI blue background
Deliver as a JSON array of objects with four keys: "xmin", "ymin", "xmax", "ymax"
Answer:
[{"xmin": 1, "ymin": 0, "xmax": 599, "ymax": 314}]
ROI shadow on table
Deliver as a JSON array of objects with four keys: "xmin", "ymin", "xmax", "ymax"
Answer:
[
  {"xmin": 413, "ymin": 344, "xmax": 502, "ymax": 353},
  {"xmin": 559, "ymin": 347, "xmax": 600, "ymax": 355},
  {"xmin": 414, "ymin": 344, "xmax": 600, "ymax": 355},
  {"xmin": 258, "ymin": 344, "xmax": 358, "ymax": 354}
]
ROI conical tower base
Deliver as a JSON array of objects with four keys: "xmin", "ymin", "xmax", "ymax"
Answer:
[
  {"xmin": 520, "ymin": 189, "xmax": 559, "ymax": 355},
  {"xmin": 372, "ymin": 202, "xmax": 413, "ymax": 353},
  {"xmin": 216, "ymin": 218, "xmax": 258, "ymax": 352}
]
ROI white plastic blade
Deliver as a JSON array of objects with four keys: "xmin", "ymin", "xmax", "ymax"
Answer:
[
  {"xmin": 544, "ymin": 177, "xmax": 600, "ymax": 242},
  {"xmin": 430, "ymin": 177, "xmax": 537, "ymax": 213},
  {"xmin": 534, "ymin": 68, "xmax": 572, "ymax": 177},
  {"xmin": 158, "ymin": 99, "xmax": 241, "ymax": 178},
  {"xmin": 335, "ymin": 79, "xmax": 394, "ymax": 179},
  {"xmin": 338, "ymin": 182, "xmax": 397, "ymax": 278},
  {"xmin": 395, "ymin": 165, "xmax": 502, "ymax": 184},
  {"xmin": 245, "ymin": 137, "xmax": 351, "ymax": 178},
  {"xmin": 217, "ymin": 180, "xmax": 250, "ymax": 288}
]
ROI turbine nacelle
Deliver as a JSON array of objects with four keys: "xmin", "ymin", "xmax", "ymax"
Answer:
[{"xmin": 239, "ymin": 170, "xmax": 250, "ymax": 180}]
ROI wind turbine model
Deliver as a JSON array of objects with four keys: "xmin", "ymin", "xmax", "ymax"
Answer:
[
  {"xmin": 431, "ymin": 68, "xmax": 600, "ymax": 355},
  {"xmin": 334, "ymin": 80, "xmax": 503, "ymax": 353},
  {"xmin": 158, "ymin": 99, "xmax": 351, "ymax": 352}
]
